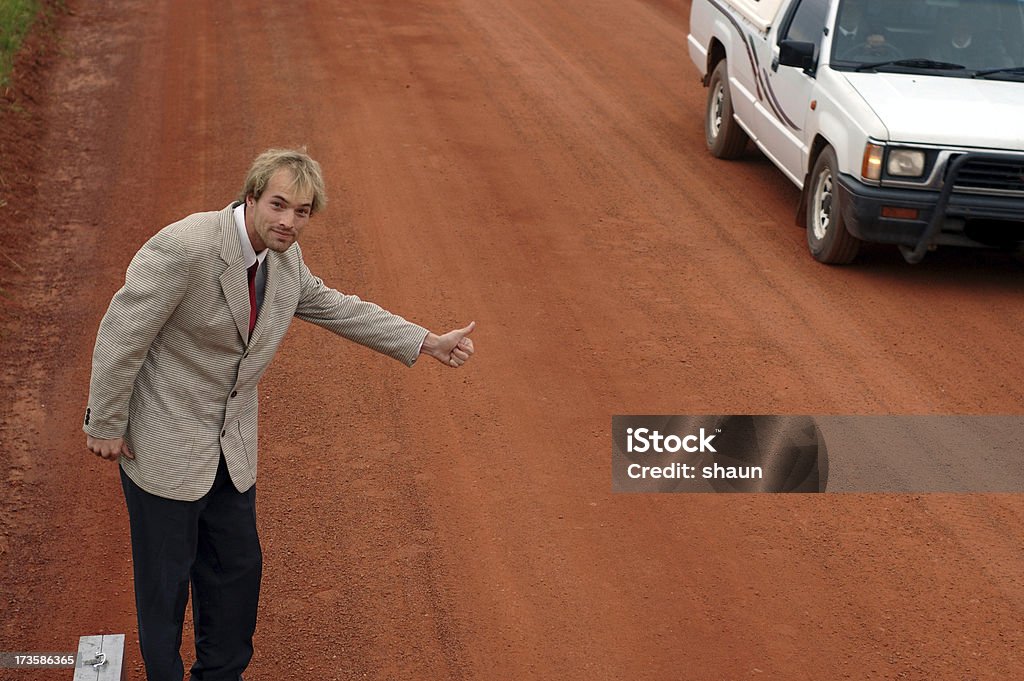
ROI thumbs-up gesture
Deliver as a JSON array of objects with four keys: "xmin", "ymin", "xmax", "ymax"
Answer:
[{"xmin": 421, "ymin": 321, "xmax": 476, "ymax": 368}]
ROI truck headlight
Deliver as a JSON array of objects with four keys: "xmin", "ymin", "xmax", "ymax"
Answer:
[{"xmin": 887, "ymin": 149, "xmax": 926, "ymax": 177}]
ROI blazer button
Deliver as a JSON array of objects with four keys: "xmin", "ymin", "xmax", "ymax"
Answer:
[{"xmin": 231, "ymin": 391, "xmax": 238, "ymax": 398}]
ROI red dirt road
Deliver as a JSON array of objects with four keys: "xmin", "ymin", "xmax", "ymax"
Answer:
[{"xmin": 2, "ymin": 1, "xmax": 1023, "ymax": 679}]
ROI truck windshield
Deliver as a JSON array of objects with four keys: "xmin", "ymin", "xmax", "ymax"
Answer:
[{"xmin": 830, "ymin": 0, "xmax": 1024, "ymax": 75}]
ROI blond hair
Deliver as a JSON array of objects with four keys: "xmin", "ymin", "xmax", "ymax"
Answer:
[{"xmin": 239, "ymin": 148, "xmax": 328, "ymax": 214}]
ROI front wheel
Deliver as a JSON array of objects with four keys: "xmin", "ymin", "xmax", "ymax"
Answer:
[
  {"xmin": 705, "ymin": 59, "xmax": 748, "ymax": 159},
  {"xmin": 806, "ymin": 146, "xmax": 861, "ymax": 264}
]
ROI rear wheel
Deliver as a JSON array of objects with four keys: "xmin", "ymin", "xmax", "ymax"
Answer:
[
  {"xmin": 806, "ymin": 146, "xmax": 861, "ymax": 264},
  {"xmin": 705, "ymin": 60, "xmax": 748, "ymax": 159}
]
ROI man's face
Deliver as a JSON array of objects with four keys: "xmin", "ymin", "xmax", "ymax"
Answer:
[{"xmin": 245, "ymin": 169, "xmax": 314, "ymax": 253}]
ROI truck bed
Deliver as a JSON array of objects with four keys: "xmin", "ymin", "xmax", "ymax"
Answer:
[{"xmin": 724, "ymin": 0, "xmax": 785, "ymax": 34}]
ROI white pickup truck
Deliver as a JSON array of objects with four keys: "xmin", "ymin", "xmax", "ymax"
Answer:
[{"xmin": 687, "ymin": 0, "xmax": 1024, "ymax": 263}]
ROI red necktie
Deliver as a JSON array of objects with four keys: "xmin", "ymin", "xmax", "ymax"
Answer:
[{"xmin": 247, "ymin": 261, "xmax": 258, "ymax": 338}]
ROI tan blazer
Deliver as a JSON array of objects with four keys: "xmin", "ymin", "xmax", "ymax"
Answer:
[{"xmin": 85, "ymin": 203, "xmax": 427, "ymax": 501}]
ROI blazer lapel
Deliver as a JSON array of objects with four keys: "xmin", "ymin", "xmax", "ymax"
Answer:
[{"xmin": 217, "ymin": 203, "xmax": 252, "ymax": 344}]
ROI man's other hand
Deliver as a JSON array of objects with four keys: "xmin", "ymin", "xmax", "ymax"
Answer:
[{"xmin": 87, "ymin": 435, "xmax": 135, "ymax": 461}]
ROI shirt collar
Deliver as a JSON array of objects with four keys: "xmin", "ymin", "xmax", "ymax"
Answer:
[{"xmin": 233, "ymin": 203, "xmax": 268, "ymax": 268}]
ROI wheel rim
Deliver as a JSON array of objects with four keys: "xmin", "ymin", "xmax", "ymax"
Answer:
[
  {"xmin": 709, "ymin": 82, "xmax": 724, "ymax": 140},
  {"xmin": 812, "ymin": 166, "xmax": 833, "ymax": 241}
]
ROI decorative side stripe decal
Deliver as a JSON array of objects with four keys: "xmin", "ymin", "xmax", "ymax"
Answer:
[
  {"xmin": 704, "ymin": 0, "xmax": 802, "ymax": 132},
  {"xmin": 762, "ymin": 71, "xmax": 800, "ymax": 131}
]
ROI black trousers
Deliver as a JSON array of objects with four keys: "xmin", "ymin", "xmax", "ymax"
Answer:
[{"xmin": 120, "ymin": 456, "xmax": 262, "ymax": 681}]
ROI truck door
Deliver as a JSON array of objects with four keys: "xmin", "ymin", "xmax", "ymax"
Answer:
[{"xmin": 764, "ymin": 0, "xmax": 830, "ymax": 184}]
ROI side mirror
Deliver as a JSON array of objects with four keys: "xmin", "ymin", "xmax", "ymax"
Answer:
[{"xmin": 779, "ymin": 39, "xmax": 817, "ymax": 70}]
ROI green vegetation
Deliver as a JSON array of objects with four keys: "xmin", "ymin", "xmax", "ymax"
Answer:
[{"xmin": 0, "ymin": 0, "xmax": 39, "ymax": 87}]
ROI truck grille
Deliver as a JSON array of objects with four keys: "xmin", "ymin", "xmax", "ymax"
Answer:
[{"xmin": 952, "ymin": 157, "xmax": 1024, "ymax": 195}]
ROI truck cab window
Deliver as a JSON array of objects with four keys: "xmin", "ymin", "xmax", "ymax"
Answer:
[{"xmin": 783, "ymin": 0, "xmax": 830, "ymax": 60}]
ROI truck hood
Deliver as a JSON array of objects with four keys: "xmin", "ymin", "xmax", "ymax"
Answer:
[{"xmin": 841, "ymin": 72, "xmax": 1024, "ymax": 151}]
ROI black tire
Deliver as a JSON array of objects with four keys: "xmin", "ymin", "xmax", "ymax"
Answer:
[
  {"xmin": 705, "ymin": 60, "xmax": 748, "ymax": 159},
  {"xmin": 806, "ymin": 146, "xmax": 861, "ymax": 264}
]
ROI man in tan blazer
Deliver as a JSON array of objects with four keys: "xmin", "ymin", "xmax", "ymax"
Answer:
[{"xmin": 84, "ymin": 148, "xmax": 475, "ymax": 681}]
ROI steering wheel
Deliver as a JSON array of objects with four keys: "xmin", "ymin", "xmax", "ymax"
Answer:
[{"xmin": 841, "ymin": 41, "xmax": 904, "ymax": 61}]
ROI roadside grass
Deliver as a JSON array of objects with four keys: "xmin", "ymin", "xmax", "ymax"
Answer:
[
  {"xmin": 1, "ymin": 0, "xmax": 56, "ymax": 300},
  {"xmin": 0, "ymin": 0, "xmax": 39, "ymax": 88}
]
